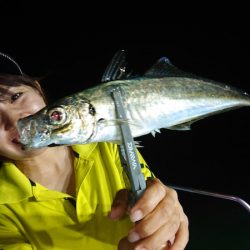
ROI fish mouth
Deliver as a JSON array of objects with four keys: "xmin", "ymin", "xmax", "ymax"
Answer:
[
  {"xmin": 17, "ymin": 119, "xmax": 34, "ymax": 146},
  {"xmin": 17, "ymin": 117, "xmax": 51, "ymax": 149}
]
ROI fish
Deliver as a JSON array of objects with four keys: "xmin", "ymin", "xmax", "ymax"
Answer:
[{"xmin": 17, "ymin": 50, "xmax": 250, "ymax": 149}]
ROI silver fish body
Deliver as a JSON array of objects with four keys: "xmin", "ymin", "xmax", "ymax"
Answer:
[{"xmin": 17, "ymin": 74, "xmax": 250, "ymax": 149}]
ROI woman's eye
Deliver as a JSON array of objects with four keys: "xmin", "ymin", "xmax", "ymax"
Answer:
[{"xmin": 11, "ymin": 92, "xmax": 23, "ymax": 103}]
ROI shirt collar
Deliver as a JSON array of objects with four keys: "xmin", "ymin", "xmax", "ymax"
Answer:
[
  {"xmin": 0, "ymin": 161, "xmax": 33, "ymax": 204},
  {"xmin": 0, "ymin": 143, "xmax": 98, "ymax": 205},
  {"xmin": 71, "ymin": 143, "xmax": 97, "ymax": 159}
]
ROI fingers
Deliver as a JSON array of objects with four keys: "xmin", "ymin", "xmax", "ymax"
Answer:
[
  {"xmin": 118, "ymin": 237, "xmax": 173, "ymax": 250},
  {"xmin": 108, "ymin": 189, "xmax": 128, "ymax": 220},
  {"xmin": 128, "ymin": 195, "xmax": 179, "ymax": 243},
  {"xmin": 118, "ymin": 238, "xmax": 175, "ymax": 250},
  {"xmin": 169, "ymin": 211, "xmax": 189, "ymax": 250},
  {"xmin": 125, "ymin": 178, "xmax": 184, "ymax": 249},
  {"xmin": 130, "ymin": 178, "xmax": 176, "ymax": 223},
  {"xmin": 136, "ymin": 211, "xmax": 180, "ymax": 249},
  {"xmin": 112, "ymin": 179, "xmax": 189, "ymax": 250},
  {"xmin": 118, "ymin": 236, "xmax": 136, "ymax": 250}
]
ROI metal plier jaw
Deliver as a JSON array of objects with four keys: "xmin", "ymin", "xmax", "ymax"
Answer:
[{"xmin": 109, "ymin": 86, "xmax": 146, "ymax": 206}]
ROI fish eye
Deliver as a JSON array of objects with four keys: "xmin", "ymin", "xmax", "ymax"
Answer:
[
  {"xmin": 48, "ymin": 107, "xmax": 66, "ymax": 124},
  {"xmin": 51, "ymin": 111, "xmax": 62, "ymax": 121}
]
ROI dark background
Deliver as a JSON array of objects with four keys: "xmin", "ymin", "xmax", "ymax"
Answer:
[{"xmin": 1, "ymin": 20, "xmax": 249, "ymax": 249}]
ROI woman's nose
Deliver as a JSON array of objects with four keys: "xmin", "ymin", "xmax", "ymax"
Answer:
[
  {"xmin": 2, "ymin": 113, "xmax": 18, "ymax": 130},
  {"xmin": 2, "ymin": 110, "xmax": 30, "ymax": 130}
]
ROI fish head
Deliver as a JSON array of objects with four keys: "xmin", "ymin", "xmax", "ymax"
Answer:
[{"xmin": 17, "ymin": 96, "xmax": 97, "ymax": 149}]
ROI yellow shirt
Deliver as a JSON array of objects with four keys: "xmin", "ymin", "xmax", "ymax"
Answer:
[{"xmin": 0, "ymin": 142, "xmax": 153, "ymax": 250}]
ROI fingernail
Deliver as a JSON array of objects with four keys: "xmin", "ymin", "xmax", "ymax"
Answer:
[
  {"xmin": 128, "ymin": 231, "xmax": 140, "ymax": 243},
  {"xmin": 130, "ymin": 209, "xmax": 143, "ymax": 222}
]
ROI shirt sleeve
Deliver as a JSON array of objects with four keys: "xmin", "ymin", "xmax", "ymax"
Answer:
[{"xmin": 0, "ymin": 212, "xmax": 33, "ymax": 250}]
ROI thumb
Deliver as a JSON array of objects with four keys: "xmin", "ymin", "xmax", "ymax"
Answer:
[{"xmin": 108, "ymin": 189, "xmax": 129, "ymax": 220}]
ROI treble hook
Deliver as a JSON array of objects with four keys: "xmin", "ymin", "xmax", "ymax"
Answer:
[{"xmin": 169, "ymin": 184, "xmax": 250, "ymax": 213}]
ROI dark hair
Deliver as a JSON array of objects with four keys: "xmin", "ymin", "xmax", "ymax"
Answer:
[{"xmin": 0, "ymin": 74, "xmax": 47, "ymax": 103}]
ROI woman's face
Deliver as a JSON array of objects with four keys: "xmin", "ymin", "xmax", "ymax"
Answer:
[{"xmin": 0, "ymin": 84, "xmax": 46, "ymax": 161}]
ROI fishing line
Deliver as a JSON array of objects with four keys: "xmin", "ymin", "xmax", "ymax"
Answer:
[{"xmin": 169, "ymin": 184, "xmax": 250, "ymax": 213}]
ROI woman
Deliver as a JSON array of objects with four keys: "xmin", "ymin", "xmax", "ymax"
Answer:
[{"xmin": 0, "ymin": 72, "xmax": 189, "ymax": 249}]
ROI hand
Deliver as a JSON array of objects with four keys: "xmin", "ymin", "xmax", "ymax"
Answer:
[{"xmin": 109, "ymin": 178, "xmax": 189, "ymax": 250}]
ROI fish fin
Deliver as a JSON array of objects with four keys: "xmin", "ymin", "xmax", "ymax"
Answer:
[
  {"xmin": 115, "ymin": 140, "xmax": 143, "ymax": 147},
  {"xmin": 166, "ymin": 121, "xmax": 193, "ymax": 131},
  {"xmin": 134, "ymin": 140, "xmax": 144, "ymax": 148},
  {"xmin": 101, "ymin": 50, "xmax": 129, "ymax": 82},
  {"xmin": 144, "ymin": 57, "xmax": 196, "ymax": 78},
  {"xmin": 167, "ymin": 115, "xmax": 216, "ymax": 131},
  {"xmin": 151, "ymin": 129, "xmax": 161, "ymax": 137}
]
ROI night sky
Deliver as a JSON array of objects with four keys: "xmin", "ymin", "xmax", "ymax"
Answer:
[{"xmin": 1, "ymin": 20, "xmax": 250, "ymax": 249}]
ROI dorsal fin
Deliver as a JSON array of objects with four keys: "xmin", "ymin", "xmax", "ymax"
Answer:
[
  {"xmin": 144, "ymin": 57, "xmax": 196, "ymax": 78},
  {"xmin": 101, "ymin": 50, "xmax": 129, "ymax": 82}
]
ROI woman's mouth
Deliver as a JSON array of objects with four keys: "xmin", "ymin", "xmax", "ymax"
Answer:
[
  {"xmin": 11, "ymin": 133, "xmax": 22, "ymax": 145},
  {"xmin": 12, "ymin": 137, "xmax": 21, "ymax": 144}
]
